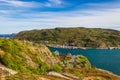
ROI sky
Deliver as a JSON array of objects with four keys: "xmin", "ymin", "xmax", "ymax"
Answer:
[{"xmin": 0, "ymin": 0, "xmax": 120, "ymax": 34}]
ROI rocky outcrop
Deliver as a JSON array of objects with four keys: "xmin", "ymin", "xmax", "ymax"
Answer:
[
  {"xmin": 0, "ymin": 63, "xmax": 17, "ymax": 80},
  {"xmin": 46, "ymin": 71, "xmax": 73, "ymax": 80}
]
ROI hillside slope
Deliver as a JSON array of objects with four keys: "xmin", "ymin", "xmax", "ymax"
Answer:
[
  {"xmin": 0, "ymin": 39, "xmax": 59, "ymax": 73},
  {"xmin": 0, "ymin": 39, "xmax": 120, "ymax": 80},
  {"xmin": 14, "ymin": 27, "xmax": 120, "ymax": 48}
]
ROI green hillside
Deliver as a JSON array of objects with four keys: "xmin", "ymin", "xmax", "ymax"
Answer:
[
  {"xmin": 14, "ymin": 27, "xmax": 120, "ymax": 48},
  {"xmin": 0, "ymin": 39, "xmax": 120, "ymax": 80},
  {"xmin": 0, "ymin": 38, "xmax": 60, "ymax": 74},
  {"xmin": 0, "ymin": 38, "xmax": 90, "ymax": 80}
]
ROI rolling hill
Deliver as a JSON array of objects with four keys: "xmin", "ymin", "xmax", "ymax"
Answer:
[{"xmin": 14, "ymin": 27, "xmax": 120, "ymax": 48}]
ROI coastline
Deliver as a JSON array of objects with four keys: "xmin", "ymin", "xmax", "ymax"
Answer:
[
  {"xmin": 96, "ymin": 68, "xmax": 120, "ymax": 77},
  {"xmin": 47, "ymin": 44, "xmax": 120, "ymax": 50},
  {"xmin": 47, "ymin": 44, "xmax": 86, "ymax": 49},
  {"xmin": 48, "ymin": 46, "xmax": 120, "ymax": 77}
]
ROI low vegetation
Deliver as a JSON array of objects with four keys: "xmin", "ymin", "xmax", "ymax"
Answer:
[
  {"xmin": 0, "ymin": 39, "xmax": 120, "ymax": 80},
  {"xmin": 14, "ymin": 27, "xmax": 120, "ymax": 48},
  {"xmin": 0, "ymin": 38, "xmax": 60, "ymax": 74}
]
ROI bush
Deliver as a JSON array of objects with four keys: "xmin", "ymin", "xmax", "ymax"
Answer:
[
  {"xmin": 37, "ymin": 62, "xmax": 50, "ymax": 74},
  {"xmin": 50, "ymin": 64, "xmax": 62, "ymax": 73},
  {"xmin": 74, "ymin": 55, "xmax": 91, "ymax": 69}
]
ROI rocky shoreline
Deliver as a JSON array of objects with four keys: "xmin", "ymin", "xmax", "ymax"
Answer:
[{"xmin": 96, "ymin": 68, "xmax": 120, "ymax": 78}]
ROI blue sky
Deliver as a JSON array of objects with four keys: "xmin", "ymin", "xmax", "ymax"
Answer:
[{"xmin": 0, "ymin": 0, "xmax": 120, "ymax": 33}]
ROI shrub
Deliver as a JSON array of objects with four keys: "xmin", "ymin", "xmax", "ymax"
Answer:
[
  {"xmin": 50, "ymin": 64, "xmax": 62, "ymax": 73},
  {"xmin": 37, "ymin": 62, "xmax": 50, "ymax": 74}
]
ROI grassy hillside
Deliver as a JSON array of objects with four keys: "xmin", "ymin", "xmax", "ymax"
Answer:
[
  {"xmin": 0, "ymin": 38, "xmax": 60, "ymax": 74},
  {"xmin": 14, "ymin": 27, "xmax": 120, "ymax": 48},
  {"xmin": 0, "ymin": 39, "xmax": 120, "ymax": 80}
]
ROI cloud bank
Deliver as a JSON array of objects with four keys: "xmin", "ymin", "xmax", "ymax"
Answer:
[{"xmin": 0, "ymin": 0, "xmax": 120, "ymax": 33}]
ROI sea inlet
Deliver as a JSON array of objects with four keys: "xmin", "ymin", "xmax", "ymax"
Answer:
[{"xmin": 48, "ymin": 47, "xmax": 120, "ymax": 76}]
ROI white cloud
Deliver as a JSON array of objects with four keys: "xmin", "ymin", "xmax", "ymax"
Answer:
[
  {"xmin": 0, "ymin": 7, "xmax": 120, "ymax": 33},
  {"xmin": 48, "ymin": 0, "xmax": 62, "ymax": 4},
  {"xmin": 0, "ymin": 0, "xmax": 40, "ymax": 8},
  {"xmin": 0, "ymin": 0, "xmax": 64, "ymax": 8},
  {"xmin": 0, "ymin": 10, "xmax": 9, "ymax": 14},
  {"xmin": 44, "ymin": 0, "xmax": 64, "ymax": 7},
  {"xmin": 0, "ymin": 0, "xmax": 120, "ymax": 33}
]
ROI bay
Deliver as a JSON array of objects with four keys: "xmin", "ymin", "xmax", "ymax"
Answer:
[{"xmin": 48, "ymin": 47, "xmax": 120, "ymax": 75}]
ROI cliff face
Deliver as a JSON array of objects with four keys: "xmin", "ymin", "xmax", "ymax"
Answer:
[
  {"xmin": 14, "ymin": 27, "xmax": 120, "ymax": 48},
  {"xmin": 0, "ymin": 39, "xmax": 59, "ymax": 74}
]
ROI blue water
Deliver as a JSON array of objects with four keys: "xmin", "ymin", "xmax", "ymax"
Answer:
[{"xmin": 48, "ymin": 47, "xmax": 120, "ymax": 75}]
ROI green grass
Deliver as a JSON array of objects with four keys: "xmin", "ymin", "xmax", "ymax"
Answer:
[
  {"xmin": 14, "ymin": 27, "xmax": 120, "ymax": 48},
  {"xmin": 0, "ymin": 39, "xmax": 59, "ymax": 74},
  {"xmin": 0, "ymin": 38, "xmax": 119, "ymax": 80}
]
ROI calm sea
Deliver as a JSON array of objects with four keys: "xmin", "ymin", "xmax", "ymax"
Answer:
[{"xmin": 48, "ymin": 47, "xmax": 120, "ymax": 75}]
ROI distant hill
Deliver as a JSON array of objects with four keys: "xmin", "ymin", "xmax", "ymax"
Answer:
[
  {"xmin": 14, "ymin": 27, "xmax": 120, "ymax": 48},
  {"xmin": 0, "ymin": 34, "xmax": 15, "ymax": 38}
]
